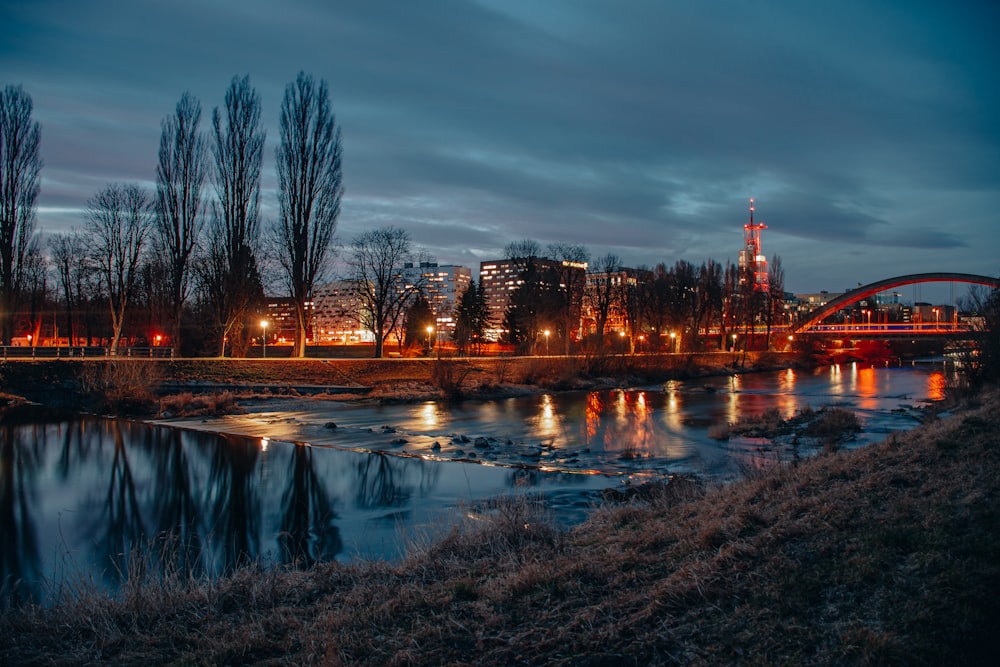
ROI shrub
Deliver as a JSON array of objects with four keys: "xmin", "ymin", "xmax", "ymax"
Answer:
[
  {"xmin": 77, "ymin": 361, "xmax": 162, "ymax": 415},
  {"xmin": 430, "ymin": 359, "xmax": 474, "ymax": 400}
]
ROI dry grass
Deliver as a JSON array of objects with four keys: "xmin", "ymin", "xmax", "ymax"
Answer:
[
  {"xmin": 3, "ymin": 389, "xmax": 999, "ymax": 665},
  {"xmin": 157, "ymin": 391, "xmax": 244, "ymax": 417},
  {"xmin": 77, "ymin": 360, "xmax": 163, "ymax": 415}
]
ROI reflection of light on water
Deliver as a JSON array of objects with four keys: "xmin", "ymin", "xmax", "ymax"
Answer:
[
  {"xmin": 829, "ymin": 364, "xmax": 844, "ymax": 398},
  {"xmin": 420, "ymin": 402, "xmax": 439, "ymax": 429},
  {"xmin": 856, "ymin": 366, "xmax": 878, "ymax": 410},
  {"xmin": 779, "ymin": 368, "xmax": 796, "ymax": 391},
  {"xmin": 927, "ymin": 372, "xmax": 946, "ymax": 401},
  {"xmin": 726, "ymin": 374, "xmax": 742, "ymax": 426},
  {"xmin": 260, "ymin": 436, "xmax": 269, "ymax": 452},
  {"xmin": 535, "ymin": 394, "xmax": 561, "ymax": 441},
  {"xmin": 585, "ymin": 392, "xmax": 602, "ymax": 443},
  {"xmin": 664, "ymin": 385, "xmax": 683, "ymax": 431}
]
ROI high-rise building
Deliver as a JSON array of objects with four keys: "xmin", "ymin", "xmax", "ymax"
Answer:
[
  {"xmin": 311, "ymin": 280, "xmax": 373, "ymax": 343},
  {"xmin": 479, "ymin": 257, "xmax": 588, "ymax": 340},
  {"xmin": 402, "ymin": 263, "xmax": 472, "ymax": 335}
]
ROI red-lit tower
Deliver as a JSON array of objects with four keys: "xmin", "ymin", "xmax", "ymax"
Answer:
[{"xmin": 738, "ymin": 198, "xmax": 769, "ymax": 292}]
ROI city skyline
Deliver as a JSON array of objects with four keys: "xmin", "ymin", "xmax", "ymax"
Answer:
[{"xmin": 2, "ymin": 0, "xmax": 998, "ymax": 298}]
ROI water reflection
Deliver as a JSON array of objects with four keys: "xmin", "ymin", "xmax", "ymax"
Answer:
[
  {"xmin": 0, "ymin": 422, "xmax": 42, "ymax": 608},
  {"xmin": 927, "ymin": 372, "xmax": 946, "ymax": 402},
  {"xmin": 279, "ymin": 444, "xmax": 340, "ymax": 567},
  {"xmin": 1, "ymin": 411, "xmax": 607, "ymax": 608},
  {"xmin": 2, "ymin": 364, "xmax": 950, "ymax": 607}
]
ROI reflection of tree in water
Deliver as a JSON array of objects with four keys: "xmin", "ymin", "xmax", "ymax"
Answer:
[
  {"xmin": 0, "ymin": 423, "xmax": 42, "ymax": 608},
  {"xmin": 90, "ymin": 421, "xmax": 147, "ymax": 587},
  {"xmin": 143, "ymin": 426, "xmax": 205, "ymax": 578},
  {"xmin": 206, "ymin": 433, "xmax": 261, "ymax": 573},
  {"xmin": 278, "ymin": 444, "xmax": 341, "ymax": 567},
  {"xmin": 56, "ymin": 419, "xmax": 101, "ymax": 482},
  {"xmin": 355, "ymin": 453, "xmax": 412, "ymax": 509}
]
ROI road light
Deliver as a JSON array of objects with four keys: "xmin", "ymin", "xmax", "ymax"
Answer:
[
  {"xmin": 669, "ymin": 331, "xmax": 677, "ymax": 353},
  {"xmin": 260, "ymin": 320, "xmax": 268, "ymax": 358},
  {"xmin": 544, "ymin": 329, "xmax": 550, "ymax": 355},
  {"xmin": 731, "ymin": 333, "xmax": 737, "ymax": 352},
  {"xmin": 426, "ymin": 325, "xmax": 434, "ymax": 354},
  {"xmin": 932, "ymin": 308, "xmax": 939, "ymax": 330}
]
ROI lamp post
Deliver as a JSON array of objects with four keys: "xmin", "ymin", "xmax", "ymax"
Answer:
[
  {"xmin": 260, "ymin": 320, "xmax": 268, "ymax": 358},
  {"xmin": 932, "ymin": 308, "xmax": 939, "ymax": 330},
  {"xmin": 426, "ymin": 325, "xmax": 434, "ymax": 355},
  {"xmin": 669, "ymin": 331, "xmax": 676, "ymax": 353}
]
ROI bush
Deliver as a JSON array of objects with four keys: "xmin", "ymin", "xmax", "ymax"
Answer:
[
  {"xmin": 430, "ymin": 359, "xmax": 474, "ymax": 400},
  {"xmin": 77, "ymin": 361, "xmax": 162, "ymax": 415}
]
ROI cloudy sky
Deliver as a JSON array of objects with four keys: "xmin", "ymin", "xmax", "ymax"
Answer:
[{"xmin": 2, "ymin": 0, "xmax": 998, "ymax": 296}]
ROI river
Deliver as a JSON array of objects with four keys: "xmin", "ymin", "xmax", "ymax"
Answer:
[{"xmin": 0, "ymin": 361, "xmax": 949, "ymax": 607}]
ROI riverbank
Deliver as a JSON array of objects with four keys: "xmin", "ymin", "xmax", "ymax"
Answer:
[
  {"xmin": 0, "ymin": 351, "xmax": 796, "ymax": 411},
  {"xmin": 2, "ymin": 386, "xmax": 997, "ymax": 664}
]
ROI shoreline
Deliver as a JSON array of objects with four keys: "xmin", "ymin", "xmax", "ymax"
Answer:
[{"xmin": 2, "ymin": 384, "xmax": 996, "ymax": 664}]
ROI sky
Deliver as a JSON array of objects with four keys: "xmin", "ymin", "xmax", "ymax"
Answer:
[{"xmin": 2, "ymin": 0, "xmax": 998, "ymax": 298}]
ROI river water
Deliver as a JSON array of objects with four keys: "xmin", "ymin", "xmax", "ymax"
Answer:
[{"xmin": 1, "ymin": 362, "xmax": 949, "ymax": 607}]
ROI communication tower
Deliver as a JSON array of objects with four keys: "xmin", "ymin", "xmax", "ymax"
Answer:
[{"xmin": 738, "ymin": 198, "xmax": 769, "ymax": 292}]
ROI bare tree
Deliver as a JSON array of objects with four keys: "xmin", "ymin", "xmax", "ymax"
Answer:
[
  {"xmin": 0, "ymin": 85, "xmax": 42, "ymax": 344},
  {"xmin": 155, "ymin": 91, "xmax": 207, "ymax": 356},
  {"xmin": 350, "ymin": 226, "xmax": 423, "ymax": 358},
  {"xmin": 274, "ymin": 72, "xmax": 344, "ymax": 357},
  {"xmin": 84, "ymin": 183, "xmax": 151, "ymax": 354},
  {"xmin": 587, "ymin": 252, "xmax": 622, "ymax": 350},
  {"xmin": 548, "ymin": 243, "xmax": 589, "ymax": 355},
  {"xmin": 202, "ymin": 75, "xmax": 265, "ymax": 357},
  {"xmin": 48, "ymin": 232, "xmax": 89, "ymax": 345},
  {"xmin": 765, "ymin": 255, "xmax": 786, "ymax": 348}
]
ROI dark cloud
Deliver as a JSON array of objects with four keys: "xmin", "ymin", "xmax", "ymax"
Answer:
[{"xmin": 1, "ymin": 0, "xmax": 998, "ymax": 293}]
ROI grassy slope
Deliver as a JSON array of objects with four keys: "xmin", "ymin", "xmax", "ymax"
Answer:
[{"xmin": 2, "ymin": 391, "xmax": 998, "ymax": 665}]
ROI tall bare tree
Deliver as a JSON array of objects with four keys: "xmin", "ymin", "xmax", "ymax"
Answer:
[
  {"xmin": 155, "ymin": 92, "xmax": 207, "ymax": 356},
  {"xmin": 203, "ymin": 75, "xmax": 265, "ymax": 357},
  {"xmin": 350, "ymin": 226, "xmax": 423, "ymax": 358},
  {"xmin": 0, "ymin": 85, "xmax": 42, "ymax": 344},
  {"xmin": 48, "ymin": 232, "xmax": 89, "ymax": 345},
  {"xmin": 275, "ymin": 72, "xmax": 344, "ymax": 357},
  {"xmin": 84, "ymin": 183, "xmax": 151, "ymax": 354}
]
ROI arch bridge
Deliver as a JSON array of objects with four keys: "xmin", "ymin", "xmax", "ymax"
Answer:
[{"xmin": 791, "ymin": 272, "xmax": 999, "ymax": 334}]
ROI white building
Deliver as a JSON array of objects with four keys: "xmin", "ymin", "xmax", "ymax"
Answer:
[{"xmin": 311, "ymin": 280, "xmax": 374, "ymax": 343}]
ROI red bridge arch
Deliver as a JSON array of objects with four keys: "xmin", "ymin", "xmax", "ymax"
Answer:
[{"xmin": 792, "ymin": 272, "xmax": 999, "ymax": 333}]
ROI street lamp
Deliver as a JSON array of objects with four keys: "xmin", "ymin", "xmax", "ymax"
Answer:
[
  {"xmin": 669, "ymin": 331, "xmax": 676, "ymax": 353},
  {"xmin": 260, "ymin": 320, "xmax": 268, "ymax": 358},
  {"xmin": 731, "ymin": 333, "xmax": 737, "ymax": 352},
  {"xmin": 426, "ymin": 325, "xmax": 434, "ymax": 354},
  {"xmin": 932, "ymin": 308, "xmax": 939, "ymax": 330},
  {"xmin": 544, "ymin": 329, "xmax": 550, "ymax": 355}
]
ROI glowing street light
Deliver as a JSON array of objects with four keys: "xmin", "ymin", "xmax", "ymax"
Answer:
[
  {"xmin": 669, "ymin": 331, "xmax": 677, "ymax": 353},
  {"xmin": 260, "ymin": 320, "xmax": 268, "ymax": 358},
  {"xmin": 426, "ymin": 325, "xmax": 435, "ymax": 354},
  {"xmin": 544, "ymin": 329, "xmax": 550, "ymax": 355},
  {"xmin": 932, "ymin": 308, "xmax": 939, "ymax": 330}
]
